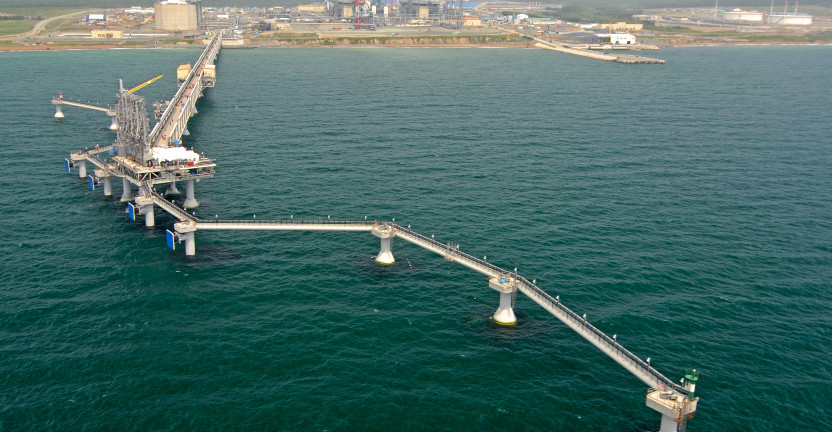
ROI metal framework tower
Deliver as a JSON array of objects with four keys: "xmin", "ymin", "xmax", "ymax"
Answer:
[{"xmin": 115, "ymin": 80, "xmax": 151, "ymax": 164}]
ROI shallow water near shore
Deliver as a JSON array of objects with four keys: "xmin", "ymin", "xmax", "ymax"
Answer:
[{"xmin": 1, "ymin": 45, "xmax": 831, "ymax": 431}]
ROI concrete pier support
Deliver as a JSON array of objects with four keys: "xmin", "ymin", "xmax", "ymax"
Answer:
[
  {"xmin": 143, "ymin": 205, "xmax": 155, "ymax": 227},
  {"xmin": 175, "ymin": 222, "xmax": 197, "ymax": 256},
  {"xmin": 120, "ymin": 177, "xmax": 133, "ymax": 202},
  {"xmin": 183, "ymin": 179, "xmax": 199, "ymax": 209},
  {"xmin": 489, "ymin": 277, "xmax": 518, "ymax": 325},
  {"xmin": 183, "ymin": 231, "xmax": 195, "ymax": 256},
  {"xmin": 102, "ymin": 177, "xmax": 112, "ymax": 196},
  {"xmin": 135, "ymin": 196, "xmax": 155, "ymax": 227},
  {"xmin": 54, "ymin": 103, "xmax": 64, "ymax": 119},
  {"xmin": 659, "ymin": 414, "xmax": 678, "ymax": 432},
  {"xmin": 646, "ymin": 386, "xmax": 697, "ymax": 432},
  {"xmin": 165, "ymin": 181, "xmax": 180, "ymax": 196},
  {"xmin": 183, "ymin": 127, "xmax": 190, "ymax": 136},
  {"xmin": 372, "ymin": 225, "xmax": 395, "ymax": 265},
  {"xmin": 77, "ymin": 160, "xmax": 86, "ymax": 178}
]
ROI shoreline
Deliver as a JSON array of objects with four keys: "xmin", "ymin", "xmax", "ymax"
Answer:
[{"xmin": 2, "ymin": 38, "xmax": 831, "ymax": 52}]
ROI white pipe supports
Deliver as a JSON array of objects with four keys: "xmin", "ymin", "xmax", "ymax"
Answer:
[
  {"xmin": 183, "ymin": 179, "xmax": 199, "ymax": 209},
  {"xmin": 102, "ymin": 177, "xmax": 112, "ymax": 197},
  {"xmin": 372, "ymin": 225, "xmax": 395, "ymax": 265},
  {"xmin": 120, "ymin": 177, "xmax": 133, "ymax": 202},
  {"xmin": 108, "ymin": 113, "xmax": 118, "ymax": 131},
  {"xmin": 489, "ymin": 277, "xmax": 518, "ymax": 325}
]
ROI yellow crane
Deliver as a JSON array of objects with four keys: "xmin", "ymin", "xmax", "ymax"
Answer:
[{"xmin": 128, "ymin": 75, "xmax": 163, "ymax": 94}]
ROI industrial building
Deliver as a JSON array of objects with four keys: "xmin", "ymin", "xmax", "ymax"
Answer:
[
  {"xmin": 599, "ymin": 21, "xmax": 644, "ymax": 32},
  {"xmin": 91, "ymin": 29, "xmax": 123, "ymax": 39},
  {"xmin": 398, "ymin": 0, "xmax": 443, "ymax": 21},
  {"xmin": 596, "ymin": 33, "xmax": 637, "ymax": 45},
  {"xmin": 767, "ymin": 12, "xmax": 812, "ymax": 25},
  {"xmin": 722, "ymin": 9, "xmax": 764, "ymax": 23},
  {"xmin": 154, "ymin": 0, "xmax": 203, "ymax": 31}
]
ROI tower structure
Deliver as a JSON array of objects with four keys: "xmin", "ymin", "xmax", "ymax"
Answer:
[{"xmin": 114, "ymin": 80, "xmax": 151, "ymax": 164}]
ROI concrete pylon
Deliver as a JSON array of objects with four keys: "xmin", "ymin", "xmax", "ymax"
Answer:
[
  {"xmin": 135, "ymin": 196, "xmax": 154, "ymax": 227},
  {"xmin": 77, "ymin": 160, "xmax": 86, "ymax": 179},
  {"xmin": 102, "ymin": 177, "xmax": 112, "ymax": 197},
  {"xmin": 489, "ymin": 277, "xmax": 518, "ymax": 325},
  {"xmin": 120, "ymin": 177, "xmax": 133, "ymax": 202},
  {"xmin": 54, "ymin": 103, "xmax": 64, "ymax": 119},
  {"xmin": 183, "ymin": 179, "xmax": 199, "ymax": 208},
  {"xmin": 372, "ymin": 225, "xmax": 395, "ymax": 265},
  {"xmin": 165, "ymin": 181, "xmax": 180, "ymax": 196},
  {"xmin": 108, "ymin": 113, "xmax": 119, "ymax": 131},
  {"xmin": 175, "ymin": 221, "xmax": 197, "ymax": 256}
]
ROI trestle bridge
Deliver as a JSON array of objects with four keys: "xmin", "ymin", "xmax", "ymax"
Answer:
[{"xmin": 57, "ymin": 32, "xmax": 698, "ymax": 432}]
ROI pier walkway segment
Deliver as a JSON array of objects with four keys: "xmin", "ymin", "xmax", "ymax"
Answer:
[
  {"xmin": 133, "ymin": 191, "xmax": 699, "ymax": 430},
  {"xmin": 52, "ymin": 97, "xmax": 119, "ymax": 130}
]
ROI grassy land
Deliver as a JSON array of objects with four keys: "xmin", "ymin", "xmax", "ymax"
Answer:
[
  {"xmin": 0, "ymin": 7, "xmax": 88, "ymax": 37},
  {"xmin": 0, "ymin": 6, "xmax": 85, "ymax": 18},
  {"xmin": 0, "ymin": 18, "xmax": 36, "ymax": 36}
]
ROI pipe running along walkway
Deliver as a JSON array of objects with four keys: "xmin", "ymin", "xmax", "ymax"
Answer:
[{"xmin": 149, "ymin": 192, "xmax": 693, "ymax": 405}]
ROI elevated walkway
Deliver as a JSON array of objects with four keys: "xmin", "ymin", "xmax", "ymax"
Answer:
[
  {"xmin": 52, "ymin": 97, "xmax": 118, "ymax": 129},
  {"xmin": 150, "ymin": 33, "xmax": 222, "ymax": 148},
  {"xmin": 141, "ymin": 192, "xmax": 696, "ymax": 415}
]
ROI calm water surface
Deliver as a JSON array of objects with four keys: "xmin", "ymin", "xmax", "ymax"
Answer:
[{"xmin": 0, "ymin": 45, "xmax": 830, "ymax": 431}]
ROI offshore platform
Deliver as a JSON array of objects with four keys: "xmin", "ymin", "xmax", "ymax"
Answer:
[{"xmin": 56, "ymin": 33, "xmax": 699, "ymax": 431}]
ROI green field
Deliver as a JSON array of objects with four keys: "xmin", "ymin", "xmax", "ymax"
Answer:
[
  {"xmin": 0, "ymin": 19, "xmax": 37, "ymax": 36},
  {"xmin": 0, "ymin": 6, "xmax": 85, "ymax": 18},
  {"xmin": 0, "ymin": 8, "xmax": 89, "ymax": 38}
]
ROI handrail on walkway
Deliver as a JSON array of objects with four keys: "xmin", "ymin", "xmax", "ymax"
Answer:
[{"xmin": 149, "ymin": 33, "xmax": 221, "ymax": 142}]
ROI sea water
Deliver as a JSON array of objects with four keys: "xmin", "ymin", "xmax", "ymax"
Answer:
[{"xmin": 0, "ymin": 45, "xmax": 830, "ymax": 431}]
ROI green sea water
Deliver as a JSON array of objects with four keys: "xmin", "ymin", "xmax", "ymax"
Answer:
[{"xmin": 1, "ymin": 45, "xmax": 830, "ymax": 431}]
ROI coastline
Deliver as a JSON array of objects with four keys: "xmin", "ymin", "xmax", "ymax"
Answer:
[{"xmin": 3, "ymin": 37, "xmax": 831, "ymax": 52}]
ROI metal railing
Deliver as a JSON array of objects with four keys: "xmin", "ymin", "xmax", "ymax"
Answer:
[
  {"xmin": 387, "ymin": 222, "xmax": 686, "ymax": 395},
  {"xmin": 196, "ymin": 218, "xmax": 374, "ymax": 229},
  {"xmin": 148, "ymin": 189, "xmax": 196, "ymax": 222},
  {"xmin": 516, "ymin": 276, "xmax": 686, "ymax": 394},
  {"xmin": 390, "ymin": 223, "xmax": 506, "ymax": 278},
  {"xmin": 149, "ymin": 33, "xmax": 222, "ymax": 143}
]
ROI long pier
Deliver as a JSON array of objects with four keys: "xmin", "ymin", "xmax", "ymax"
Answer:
[
  {"xmin": 58, "ymin": 32, "xmax": 697, "ymax": 432},
  {"xmin": 500, "ymin": 27, "xmax": 666, "ymax": 64}
]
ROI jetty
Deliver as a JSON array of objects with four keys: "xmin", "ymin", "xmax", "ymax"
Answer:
[{"xmin": 56, "ymin": 33, "xmax": 695, "ymax": 432}]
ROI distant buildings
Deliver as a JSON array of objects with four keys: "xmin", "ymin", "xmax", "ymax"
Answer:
[
  {"xmin": 598, "ymin": 21, "xmax": 643, "ymax": 32},
  {"xmin": 767, "ymin": 12, "xmax": 812, "ymax": 25},
  {"xmin": 596, "ymin": 33, "xmax": 636, "ymax": 45},
  {"xmin": 154, "ymin": 0, "xmax": 203, "ymax": 31},
  {"xmin": 722, "ymin": 9, "xmax": 764, "ymax": 23}
]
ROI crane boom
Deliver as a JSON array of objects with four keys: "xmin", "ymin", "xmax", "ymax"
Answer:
[{"xmin": 128, "ymin": 75, "xmax": 163, "ymax": 94}]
